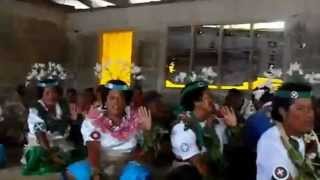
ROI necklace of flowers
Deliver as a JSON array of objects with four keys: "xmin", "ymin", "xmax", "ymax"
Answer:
[
  {"xmin": 276, "ymin": 122, "xmax": 320, "ymax": 179},
  {"xmin": 88, "ymin": 108, "xmax": 139, "ymax": 141}
]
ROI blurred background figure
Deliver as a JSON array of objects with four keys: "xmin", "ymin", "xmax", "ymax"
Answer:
[
  {"xmin": 69, "ymin": 88, "xmax": 96, "ymax": 147},
  {"xmin": 131, "ymin": 85, "xmax": 144, "ymax": 111},
  {"xmin": 140, "ymin": 90, "xmax": 174, "ymax": 167},
  {"xmin": 66, "ymin": 88, "xmax": 78, "ymax": 104}
]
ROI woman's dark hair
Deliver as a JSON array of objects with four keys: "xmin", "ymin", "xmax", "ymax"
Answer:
[
  {"xmin": 36, "ymin": 86, "xmax": 59, "ymax": 100},
  {"xmin": 84, "ymin": 87, "xmax": 96, "ymax": 103},
  {"xmin": 67, "ymin": 88, "xmax": 77, "ymax": 96},
  {"xmin": 271, "ymin": 82, "xmax": 312, "ymax": 122},
  {"xmin": 251, "ymin": 87, "xmax": 274, "ymax": 104},
  {"xmin": 224, "ymin": 88, "xmax": 244, "ymax": 109},
  {"xmin": 16, "ymin": 84, "xmax": 26, "ymax": 97},
  {"xmin": 101, "ymin": 80, "xmax": 132, "ymax": 109},
  {"xmin": 180, "ymin": 87, "xmax": 207, "ymax": 111},
  {"xmin": 166, "ymin": 165, "xmax": 202, "ymax": 180},
  {"xmin": 143, "ymin": 90, "xmax": 162, "ymax": 105}
]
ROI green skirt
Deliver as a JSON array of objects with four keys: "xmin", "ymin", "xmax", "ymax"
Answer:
[{"xmin": 21, "ymin": 146, "xmax": 86, "ymax": 176}]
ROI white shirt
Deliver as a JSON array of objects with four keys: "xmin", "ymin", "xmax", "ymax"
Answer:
[
  {"xmin": 81, "ymin": 118, "xmax": 138, "ymax": 154},
  {"xmin": 171, "ymin": 122, "xmax": 201, "ymax": 160},
  {"xmin": 26, "ymin": 100, "xmax": 73, "ymax": 152},
  {"xmin": 170, "ymin": 120, "xmax": 227, "ymax": 160},
  {"xmin": 257, "ymin": 126, "xmax": 305, "ymax": 180}
]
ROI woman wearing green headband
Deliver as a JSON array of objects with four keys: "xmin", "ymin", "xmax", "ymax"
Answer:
[{"xmin": 257, "ymin": 82, "xmax": 320, "ymax": 180}]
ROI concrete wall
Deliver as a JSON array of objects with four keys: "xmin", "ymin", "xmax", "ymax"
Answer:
[
  {"xmin": 67, "ymin": 0, "xmax": 320, "ymax": 101},
  {"xmin": 0, "ymin": 0, "xmax": 68, "ymax": 98}
]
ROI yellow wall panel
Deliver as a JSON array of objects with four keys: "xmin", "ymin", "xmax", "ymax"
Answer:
[{"xmin": 100, "ymin": 31, "xmax": 133, "ymax": 85}]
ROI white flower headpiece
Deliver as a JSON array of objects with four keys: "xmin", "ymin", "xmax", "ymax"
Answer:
[
  {"xmin": 173, "ymin": 66, "xmax": 218, "ymax": 84},
  {"xmin": 94, "ymin": 60, "xmax": 145, "ymax": 82},
  {"xmin": 286, "ymin": 62, "xmax": 320, "ymax": 84},
  {"xmin": 263, "ymin": 64, "xmax": 283, "ymax": 79},
  {"xmin": 260, "ymin": 61, "xmax": 320, "ymax": 86},
  {"xmin": 286, "ymin": 62, "xmax": 304, "ymax": 76},
  {"xmin": 305, "ymin": 72, "xmax": 320, "ymax": 84},
  {"xmin": 25, "ymin": 62, "xmax": 68, "ymax": 86},
  {"xmin": 259, "ymin": 64, "xmax": 283, "ymax": 93}
]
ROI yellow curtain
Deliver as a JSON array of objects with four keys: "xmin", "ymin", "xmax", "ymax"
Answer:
[{"xmin": 100, "ymin": 31, "xmax": 133, "ymax": 85}]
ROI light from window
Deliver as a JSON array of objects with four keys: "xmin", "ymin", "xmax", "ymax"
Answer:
[
  {"xmin": 254, "ymin": 21, "xmax": 285, "ymax": 31},
  {"xmin": 129, "ymin": 0, "xmax": 161, "ymax": 4},
  {"xmin": 91, "ymin": 0, "xmax": 116, "ymax": 7},
  {"xmin": 52, "ymin": 0, "xmax": 90, "ymax": 9}
]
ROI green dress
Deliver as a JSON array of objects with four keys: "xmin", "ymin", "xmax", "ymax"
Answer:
[{"xmin": 22, "ymin": 100, "xmax": 86, "ymax": 176}]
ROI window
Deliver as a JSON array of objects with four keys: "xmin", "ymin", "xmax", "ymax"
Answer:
[
  {"xmin": 165, "ymin": 21, "xmax": 285, "ymax": 90},
  {"xmin": 221, "ymin": 23, "xmax": 251, "ymax": 86},
  {"xmin": 166, "ymin": 26, "xmax": 192, "ymax": 87},
  {"xmin": 194, "ymin": 25, "xmax": 220, "ymax": 80}
]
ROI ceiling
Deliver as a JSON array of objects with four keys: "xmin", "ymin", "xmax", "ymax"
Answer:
[{"xmin": 18, "ymin": 0, "xmax": 195, "ymax": 11}]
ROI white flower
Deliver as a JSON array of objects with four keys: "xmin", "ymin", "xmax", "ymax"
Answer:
[
  {"xmin": 0, "ymin": 106, "xmax": 3, "ymax": 122},
  {"xmin": 287, "ymin": 62, "xmax": 304, "ymax": 76},
  {"xmin": 201, "ymin": 67, "xmax": 217, "ymax": 78},
  {"xmin": 94, "ymin": 63, "xmax": 102, "ymax": 77},
  {"xmin": 305, "ymin": 73, "xmax": 320, "ymax": 84},
  {"xmin": 307, "ymin": 152, "xmax": 317, "ymax": 160},
  {"xmin": 37, "ymin": 69, "xmax": 46, "ymax": 80},
  {"xmin": 207, "ymin": 67, "xmax": 218, "ymax": 78},
  {"xmin": 95, "ymin": 63, "xmax": 102, "ymax": 71},
  {"xmin": 60, "ymin": 73, "xmax": 67, "ymax": 80},
  {"xmin": 132, "ymin": 64, "xmax": 141, "ymax": 75},
  {"xmin": 25, "ymin": 81, "xmax": 30, "ymax": 87},
  {"xmin": 174, "ymin": 72, "xmax": 187, "ymax": 83},
  {"xmin": 253, "ymin": 89, "xmax": 266, "ymax": 101},
  {"xmin": 52, "ymin": 70, "xmax": 58, "ymax": 76},
  {"xmin": 189, "ymin": 71, "xmax": 197, "ymax": 82},
  {"xmin": 33, "ymin": 63, "xmax": 39, "ymax": 69},
  {"xmin": 135, "ymin": 75, "xmax": 145, "ymax": 80},
  {"xmin": 273, "ymin": 68, "xmax": 283, "ymax": 78},
  {"xmin": 207, "ymin": 79, "xmax": 214, "ymax": 84},
  {"xmin": 26, "ymin": 61, "xmax": 68, "ymax": 85},
  {"xmin": 56, "ymin": 64, "xmax": 63, "ymax": 72},
  {"xmin": 36, "ymin": 75, "xmax": 41, "ymax": 81},
  {"xmin": 39, "ymin": 63, "xmax": 45, "ymax": 68},
  {"xmin": 26, "ymin": 75, "xmax": 33, "ymax": 80},
  {"xmin": 263, "ymin": 64, "xmax": 283, "ymax": 78},
  {"xmin": 304, "ymin": 133, "xmax": 316, "ymax": 144}
]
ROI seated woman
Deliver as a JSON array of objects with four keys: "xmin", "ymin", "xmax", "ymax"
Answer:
[
  {"xmin": 22, "ymin": 79, "xmax": 77, "ymax": 176},
  {"xmin": 170, "ymin": 80, "xmax": 237, "ymax": 178},
  {"xmin": 67, "ymin": 80, "xmax": 152, "ymax": 180}
]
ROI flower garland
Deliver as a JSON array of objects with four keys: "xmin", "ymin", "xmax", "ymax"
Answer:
[
  {"xmin": 277, "ymin": 122, "xmax": 320, "ymax": 179},
  {"xmin": 87, "ymin": 108, "xmax": 140, "ymax": 141}
]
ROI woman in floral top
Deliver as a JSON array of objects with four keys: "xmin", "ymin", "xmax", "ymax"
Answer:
[{"xmin": 66, "ymin": 80, "xmax": 151, "ymax": 180}]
